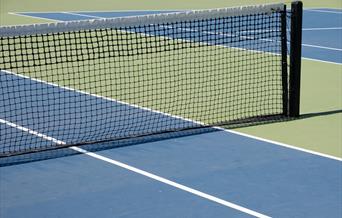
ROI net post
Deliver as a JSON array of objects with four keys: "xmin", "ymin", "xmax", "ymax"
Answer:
[
  {"xmin": 289, "ymin": 1, "xmax": 303, "ymax": 117},
  {"xmin": 280, "ymin": 4, "xmax": 288, "ymax": 116}
]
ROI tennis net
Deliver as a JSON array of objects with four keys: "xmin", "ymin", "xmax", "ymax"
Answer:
[{"xmin": 0, "ymin": 2, "xmax": 302, "ymax": 157}]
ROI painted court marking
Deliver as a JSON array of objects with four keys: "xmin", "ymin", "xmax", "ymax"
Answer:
[
  {"xmin": 305, "ymin": 9, "xmax": 342, "ymax": 14},
  {"xmin": 7, "ymin": 12, "xmax": 58, "ymax": 22},
  {"xmin": 301, "ymin": 43, "xmax": 342, "ymax": 52},
  {"xmin": 0, "ymin": 117, "xmax": 271, "ymax": 218},
  {"xmin": 62, "ymin": 12, "xmax": 103, "ymax": 19},
  {"xmin": 303, "ymin": 27, "xmax": 342, "ymax": 31}
]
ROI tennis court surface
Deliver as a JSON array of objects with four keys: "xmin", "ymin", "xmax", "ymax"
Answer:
[{"xmin": 1, "ymin": 2, "xmax": 341, "ymax": 218}]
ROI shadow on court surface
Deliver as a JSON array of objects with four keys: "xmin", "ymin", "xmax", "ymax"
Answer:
[
  {"xmin": 0, "ymin": 127, "xmax": 217, "ymax": 167},
  {"xmin": 2, "ymin": 108, "xmax": 340, "ymax": 167},
  {"xmin": 299, "ymin": 109, "xmax": 342, "ymax": 119},
  {"xmin": 0, "ymin": 115, "xmax": 291, "ymax": 167}
]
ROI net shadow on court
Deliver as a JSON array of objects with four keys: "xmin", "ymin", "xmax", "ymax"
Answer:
[{"xmin": 0, "ymin": 115, "xmax": 296, "ymax": 167}]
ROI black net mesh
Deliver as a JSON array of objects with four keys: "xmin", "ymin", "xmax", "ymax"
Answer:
[{"xmin": 0, "ymin": 5, "xmax": 291, "ymax": 157}]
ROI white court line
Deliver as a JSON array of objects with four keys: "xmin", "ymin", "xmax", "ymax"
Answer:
[
  {"xmin": 242, "ymin": 27, "xmax": 342, "ymax": 32},
  {"xmin": 0, "ymin": 118, "xmax": 270, "ymax": 218},
  {"xmin": 8, "ymin": 12, "xmax": 59, "ymax": 22},
  {"xmin": 305, "ymin": 9, "xmax": 342, "ymax": 14},
  {"xmin": 2, "ymin": 69, "xmax": 341, "ymax": 162},
  {"xmin": 228, "ymin": 129, "xmax": 342, "ymax": 162},
  {"xmin": 9, "ymin": 12, "xmax": 103, "ymax": 22},
  {"xmin": 72, "ymin": 147, "xmax": 271, "ymax": 218},
  {"xmin": 62, "ymin": 12, "xmax": 103, "ymax": 19},
  {"xmin": 305, "ymin": 7, "xmax": 342, "ymax": 10},
  {"xmin": 303, "ymin": 27, "xmax": 342, "ymax": 31},
  {"xmin": 302, "ymin": 57, "xmax": 341, "ymax": 65},
  {"xmin": 0, "ymin": 118, "xmax": 64, "ymax": 145},
  {"xmin": 302, "ymin": 43, "xmax": 342, "ymax": 52}
]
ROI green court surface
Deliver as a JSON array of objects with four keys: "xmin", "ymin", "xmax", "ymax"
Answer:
[{"xmin": 0, "ymin": 0, "xmax": 341, "ymax": 158}]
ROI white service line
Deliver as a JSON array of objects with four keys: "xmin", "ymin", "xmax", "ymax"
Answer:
[
  {"xmin": 7, "ymin": 12, "xmax": 59, "ymax": 22},
  {"xmin": 0, "ymin": 117, "xmax": 271, "ymax": 218},
  {"xmin": 303, "ymin": 27, "xmax": 342, "ymax": 31},
  {"xmin": 0, "ymin": 118, "xmax": 64, "ymax": 145},
  {"xmin": 73, "ymin": 146, "xmax": 272, "ymax": 218},
  {"xmin": 242, "ymin": 27, "xmax": 342, "ymax": 32},
  {"xmin": 227, "ymin": 129, "xmax": 342, "ymax": 161},
  {"xmin": 301, "ymin": 57, "xmax": 341, "ymax": 65},
  {"xmin": 62, "ymin": 12, "xmax": 103, "ymax": 19},
  {"xmin": 302, "ymin": 43, "xmax": 342, "ymax": 52},
  {"xmin": 305, "ymin": 9, "xmax": 342, "ymax": 14}
]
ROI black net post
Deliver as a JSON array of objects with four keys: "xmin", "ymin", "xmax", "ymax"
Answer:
[
  {"xmin": 280, "ymin": 4, "xmax": 288, "ymax": 116},
  {"xmin": 289, "ymin": 1, "xmax": 303, "ymax": 117}
]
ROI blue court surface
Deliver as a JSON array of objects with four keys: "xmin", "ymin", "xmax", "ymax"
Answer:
[{"xmin": 1, "ymin": 9, "xmax": 342, "ymax": 218}]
